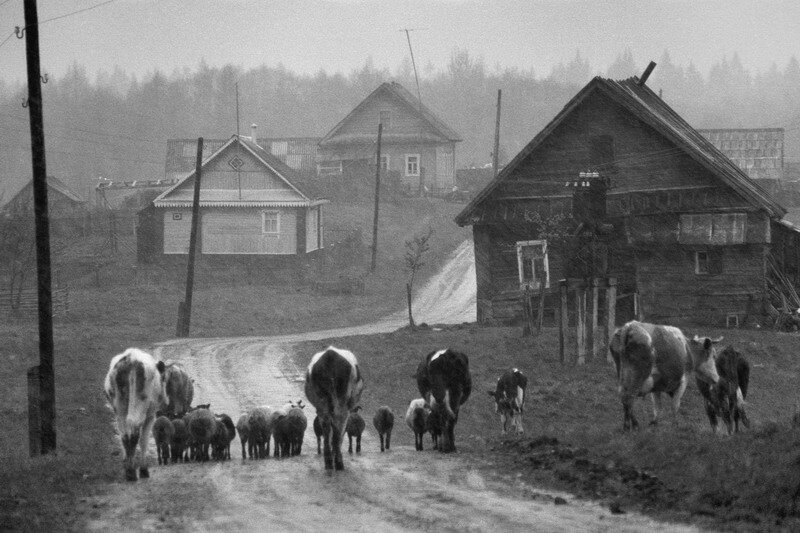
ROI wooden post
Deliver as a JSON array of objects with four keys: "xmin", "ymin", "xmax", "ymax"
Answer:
[
  {"xmin": 559, "ymin": 279, "xmax": 568, "ymax": 365},
  {"xmin": 370, "ymin": 123, "xmax": 383, "ymax": 272},
  {"xmin": 24, "ymin": 0, "xmax": 56, "ymax": 455},
  {"xmin": 406, "ymin": 282, "xmax": 414, "ymax": 328},
  {"xmin": 27, "ymin": 365, "xmax": 41, "ymax": 457},
  {"xmin": 536, "ymin": 285, "xmax": 546, "ymax": 334},
  {"xmin": 492, "ymin": 89, "xmax": 502, "ymax": 179},
  {"xmin": 634, "ymin": 291, "xmax": 643, "ymax": 321},
  {"xmin": 575, "ymin": 283, "xmax": 586, "ymax": 365},
  {"xmin": 178, "ymin": 138, "xmax": 203, "ymax": 337},
  {"xmin": 589, "ymin": 278, "xmax": 599, "ymax": 359},
  {"xmin": 606, "ymin": 277, "xmax": 617, "ymax": 363}
]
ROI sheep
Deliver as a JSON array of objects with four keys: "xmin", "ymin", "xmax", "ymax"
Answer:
[
  {"xmin": 345, "ymin": 406, "xmax": 366, "ymax": 454},
  {"xmin": 236, "ymin": 415, "xmax": 250, "ymax": 459},
  {"xmin": 405, "ymin": 398, "xmax": 430, "ymax": 451},
  {"xmin": 267, "ymin": 408, "xmax": 288, "ymax": 458},
  {"xmin": 170, "ymin": 418, "xmax": 189, "ymax": 463},
  {"xmin": 214, "ymin": 413, "xmax": 236, "ymax": 460},
  {"xmin": 183, "ymin": 407, "xmax": 216, "ymax": 462},
  {"xmin": 282, "ymin": 406, "xmax": 308, "ymax": 457},
  {"xmin": 152, "ymin": 416, "xmax": 174, "ymax": 465},
  {"xmin": 247, "ymin": 406, "xmax": 273, "ymax": 459},
  {"xmin": 372, "ymin": 406, "xmax": 395, "ymax": 452},
  {"xmin": 313, "ymin": 415, "xmax": 326, "ymax": 455}
]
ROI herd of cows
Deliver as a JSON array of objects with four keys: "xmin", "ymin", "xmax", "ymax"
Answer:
[{"xmin": 102, "ymin": 320, "xmax": 750, "ymax": 482}]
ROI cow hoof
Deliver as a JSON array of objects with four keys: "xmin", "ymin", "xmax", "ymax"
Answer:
[
  {"xmin": 139, "ymin": 468, "xmax": 150, "ymax": 479},
  {"xmin": 335, "ymin": 461, "xmax": 345, "ymax": 471},
  {"xmin": 125, "ymin": 467, "xmax": 137, "ymax": 481}
]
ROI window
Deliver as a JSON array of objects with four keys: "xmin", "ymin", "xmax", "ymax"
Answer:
[
  {"xmin": 516, "ymin": 240, "xmax": 550, "ymax": 290},
  {"xmin": 262, "ymin": 211, "xmax": 280, "ymax": 234},
  {"xmin": 380, "ymin": 154, "xmax": 390, "ymax": 172},
  {"xmin": 182, "ymin": 141, "xmax": 197, "ymax": 158},
  {"xmin": 695, "ymin": 250, "xmax": 709, "ymax": 274},
  {"xmin": 379, "ymin": 110, "xmax": 391, "ymax": 129},
  {"xmin": 405, "ymin": 154, "xmax": 420, "ymax": 176}
]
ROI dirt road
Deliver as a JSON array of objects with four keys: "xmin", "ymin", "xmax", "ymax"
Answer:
[{"xmin": 85, "ymin": 242, "xmax": 698, "ymax": 531}]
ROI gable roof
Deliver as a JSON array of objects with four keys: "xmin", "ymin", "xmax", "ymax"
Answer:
[
  {"xmin": 456, "ymin": 76, "xmax": 786, "ymax": 226},
  {"xmin": 2, "ymin": 176, "xmax": 84, "ymax": 211},
  {"xmin": 154, "ymin": 135, "xmax": 326, "ymax": 208},
  {"xmin": 318, "ymin": 81, "xmax": 462, "ymax": 147}
]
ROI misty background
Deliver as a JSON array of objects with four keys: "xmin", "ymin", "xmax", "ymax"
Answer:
[{"xmin": 0, "ymin": 0, "xmax": 799, "ymax": 202}]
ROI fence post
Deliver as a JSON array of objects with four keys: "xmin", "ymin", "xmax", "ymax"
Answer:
[
  {"xmin": 575, "ymin": 282, "xmax": 586, "ymax": 365},
  {"xmin": 559, "ymin": 279, "xmax": 567, "ymax": 364},
  {"xmin": 606, "ymin": 277, "xmax": 617, "ymax": 363},
  {"xmin": 589, "ymin": 277, "xmax": 599, "ymax": 359},
  {"xmin": 536, "ymin": 285, "xmax": 546, "ymax": 334}
]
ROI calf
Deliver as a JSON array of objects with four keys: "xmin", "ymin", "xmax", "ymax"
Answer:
[
  {"xmin": 405, "ymin": 398, "xmax": 430, "ymax": 451},
  {"xmin": 161, "ymin": 363, "xmax": 194, "ymax": 418},
  {"xmin": 372, "ymin": 406, "xmax": 395, "ymax": 452},
  {"xmin": 697, "ymin": 346, "xmax": 751, "ymax": 434},
  {"xmin": 609, "ymin": 320, "xmax": 721, "ymax": 430},
  {"xmin": 345, "ymin": 406, "xmax": 366, "ymax": 454},
  {"xmin": 152, "ymin": 416, "xmax": 174, "ymax": 466},
  {"xmin": 416, "ymin": 349, "xmax": 472, "ymax": 453},
  {"xmin": 103, "ymin": 348, "xmax": 167, "ymax": 481},
  {"xmin": 304, "ymin": 346, "xmax": 364, "ymax": 471},
  {"xmin": 487, "ymin": 368, "xmax": 528, "ymax": 435},
  {"xmin": 170, "ymin": 418, "xmax": 189, "ymax": 463}
]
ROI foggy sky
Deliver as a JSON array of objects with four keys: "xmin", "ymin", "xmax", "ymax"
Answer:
[{"xmin": 0, "ymin": 0, "xmax": 798, "ymax": 84}]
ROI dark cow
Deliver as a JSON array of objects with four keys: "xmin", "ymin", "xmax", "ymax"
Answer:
[
  {"xmin": 609, "ymin": 321, "xmax": 721, "ymax": 430},
  {"xmin": 487, "ymin": 368, "xmax": 528, "ymax": 435},
  {"xmin": 161, "ymin": 363, "xmax": 194, "ymax": 418},
  {"xmin": 103, "ymin": 348, "xmax": 167, "ymax": 481},
  {"xmin": 416, "ymin": 349, "xmax": 472, "ymax": 453},
  {"xmin": 304, "ymin": 346, "xmax": 364, "ymax": 471},
  {"xmin": 697, "ymin": 346, "xmax": 751, "ymax": 434}
]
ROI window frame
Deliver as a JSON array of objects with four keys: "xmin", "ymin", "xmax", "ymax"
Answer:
[
  {"xmin": 380, "ymin": 154, "xmax": 390, "ymax": 172},
  {"xmin": 695, "ymin": 250, "xmax": 709, "ymax": 275},
  {"xmin": 262, "ymin": 210, "xmax": 280, "ymax": 234},
  {"xmin": 405, "ymin": 154, "xmax": 420, "ymax": 177},
  {"xmin": 516, "ymin": 240, "xmax": 550, "ymax": 291}
]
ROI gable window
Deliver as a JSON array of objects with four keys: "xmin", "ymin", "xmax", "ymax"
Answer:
[
  {"xmin": 379, "ymin": 110, "xmax": 391, "ymax": 129},
  {"xmin": 695, "ymin": 250, "xmax": 709, "ymax": 274},
  {"xmin": 405, "ymin": 154, "xmax": 420, "ymax": 177},
  {"xmin": 262, "ymin": 211, "xmax": 280, "ymax": 234},
  {"xmin": 516, "ymin": 240, "xmax": 550, "ymax": 290}
]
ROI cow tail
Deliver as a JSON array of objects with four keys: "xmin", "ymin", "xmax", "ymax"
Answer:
[
  {"xmin": 738, "ymin": 357, "xmax": 750, "ymax": 401},
  {"xmin": 327, "ymin": 376, "xmax": 337, "ymax": 418}
]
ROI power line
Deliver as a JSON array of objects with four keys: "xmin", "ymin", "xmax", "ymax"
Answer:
[
  {"xmin": 36, "ymin": 0, "xmax": 118, "ymax": 27},
  {"xmin": 0, "ymin": 29, "xmax": 14, "ymax": 50}
]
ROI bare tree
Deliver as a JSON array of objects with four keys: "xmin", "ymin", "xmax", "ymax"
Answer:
[
  {"xmin": 404, "ymin": 226, "xmax": 434, "ymax": 328},
  {"xmin": 0, "ymin": 217, "xmax": 36, "ymax": 310}
]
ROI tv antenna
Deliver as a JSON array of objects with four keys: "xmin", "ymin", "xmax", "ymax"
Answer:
[{"xmin": 399, "ymin": 28, "xmax": 427, "ymax": 105}]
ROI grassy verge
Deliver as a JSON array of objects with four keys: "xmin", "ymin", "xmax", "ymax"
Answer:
[{"xmin": 290, "ymin": 324, "xmax": 800, "ymax": 531}]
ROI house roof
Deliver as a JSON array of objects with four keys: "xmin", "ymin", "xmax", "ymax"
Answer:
[
  {"xmin": 456, "ymin": 76, "xmax": 786, "ymax": 226},
  {"xmin": 318, "ymin": 81, "xmax": 462, "ymax": 147},
  {"xmin": 154, "ymin": 135, "xmax": 327, "ymax": 208},
  {"xmin": 2, "ymin": 175, "xmax": 84, "ymax": 211},
  {"xmin": 698, "ymin": 128, "xmax": 784, "ymax": 181}
]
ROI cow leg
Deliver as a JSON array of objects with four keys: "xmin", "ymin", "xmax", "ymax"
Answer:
[
  {"xmin": 241, "ymin": 439, "xmax": 247, "ymax": 459},
  {"xmin": 649, "ymin": 392, "xmax": 661, "ymax": 425},
  {"xmin": 500, "ymin": 413, "xmax": 507, "ymax": 435},
  {"xmin": 386, "ymin": 430, "xmax": 391, "ymax": 450},
  {"xmin": 316, "ymin": 436, "xmax": 321, "ymax": 455},
  {"xmin": 514, "ymin": 412, "xmax": 524, "ymax": 435},
  {"xmin": 379, "ymin": 434, "xmax": 384, "ymax": 452},
  {"xmin": 139, "ymin": 416, "xmax": 156, "ymax": 479},
  {"xmin": 356, "ymin": 435, "xmax": 362, "ymax": 454},
  {"xmin": 333, "ymin": 424, "xmax": 345, "ymax": 470},
  {"xmin": 670, "ymin": 375, "xmax": 688, "ymax": 426},
  {"xmin": 348, "ymin": 435, "xmax": 353, "ymax": 454},
  {"xmin": 322, "ymin": 427, "xmax": 333, "ymax": 470}
]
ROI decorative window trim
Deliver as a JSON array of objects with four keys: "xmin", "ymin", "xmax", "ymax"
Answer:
[
  {"xmin": 262, "ymin": 210, "xmax": 280, "ymax": 234},
  {"xmin": 172, "ymin": 213, "xmax": 182, "ymax": 221},
  {"xmin": 516, "ymin": 240, "xmax": 550, "ymax": 290},
  {"xmin": 405, "ymin": 154, "xmax": 420, "ymax": 177}
]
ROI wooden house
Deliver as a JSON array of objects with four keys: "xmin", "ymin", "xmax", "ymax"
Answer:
[
  {"xmin": 1, "ymin": 175, "xmax": 87, "ymax": 235},
  {"xmin": 144, "ymin": 135, "xmax": 327, "ymax": 260},
  {"xmin": 317, "ymin": 81, "xmax": 461, "ymax": 196},
  {"xmin": 456, "ymin": 74, "xmax": 799, "ymax": 328}
]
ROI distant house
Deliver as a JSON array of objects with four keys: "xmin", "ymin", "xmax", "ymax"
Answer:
[
  {"xmin": 164, "ymin": 133, "xmax": 320, "ymax": 182},
  {"xmin": 317, "ymin": 81, "xmax": 462, "ymax": 195},
  {"xmin": 141, "ymin": 134, "xmax": 327, "ymax": 261},
  {"xmin": 2, "ymin": 175, "xmax": 85, "ymax": 219},
  {"xmin": 456, "ymin": 75, "xmax": 797, "ymax": 328}
]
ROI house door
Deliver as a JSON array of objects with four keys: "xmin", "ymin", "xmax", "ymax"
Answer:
[{"xmin": 436, "ymin": 145, "xmax": 453, "ymax": 190}]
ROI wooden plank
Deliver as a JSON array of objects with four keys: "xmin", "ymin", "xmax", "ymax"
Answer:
[
  {"xmin": 590, "ymin": 278, "xmax": 599, "ymax": 359},
  {"xmin": 576, "ymin": 287, "xmax": 586, "ymax": 365},
  {"xmin": 606, "ymin": 278, "xmax": 617, "ymax": 363},
  {"xmin": 559, "ymin": 279, "xmax": 567, "ymax": 365}
]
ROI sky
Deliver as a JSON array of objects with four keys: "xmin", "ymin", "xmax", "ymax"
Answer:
[{"xmin": 0, "ymin": 0, "xmax": 799, "ymax": 85}]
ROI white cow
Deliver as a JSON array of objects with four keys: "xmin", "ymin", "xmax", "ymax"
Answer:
[{"xmin": 104, "ymin": 348, "xmax": 166, "ymax": 481}]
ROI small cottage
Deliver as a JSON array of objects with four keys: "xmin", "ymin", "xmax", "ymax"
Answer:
[
  {"xmin": 317, "ymin": 81, "xmax": 462, "ymax": 196},
  {"xmin": 141, "ymin": 134, "xmax": 327, "ymax": 261},
  {"xmin": 1, "ymin": 175, "xmax": 86, "ymax": 235},
  {"xmin": 456, "ymin": 73, "xmax": 798, "ymax": 328}
]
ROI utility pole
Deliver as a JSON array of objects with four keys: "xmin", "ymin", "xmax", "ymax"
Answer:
[
  {"xmin": 400, "ymin": 28, "xmax": 427, "ymax": 195},
  {"xmin": 23, "ymin": 0, "xmax": 56, "ymax": 455},
  {"xmin": 177, "ymin": 138, "xmax": 203, "ymax": 337},
  {"xmin": 371, "ymin": 123, "xmax": 383, "ymax": 272},
  {"xmin": 235, "ymin": 83, "xmax": 242, "ymax": 200},
  {"xmin": 493, "ymin": 89, "xmax": 502, "ymax": 179}
]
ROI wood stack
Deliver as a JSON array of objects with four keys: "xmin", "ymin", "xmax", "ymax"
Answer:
[{"xmin": 766, "ymin": 253, "xmax": 800, "ymax": 330}]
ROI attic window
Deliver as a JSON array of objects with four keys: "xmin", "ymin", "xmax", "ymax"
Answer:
[
  {"xmin": 379, "ymin": 110, "xmax": 391, "ymax": 129},
  {"xmin": 228, "ymin": 156, "xmax": 244, "ymax": 171}
]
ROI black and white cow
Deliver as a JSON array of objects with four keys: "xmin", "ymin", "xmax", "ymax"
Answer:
[
  {"xmin": 416, "ymin": 348, "xmax": 472, "ymax": 453},
  {"xmin": 609, "ymin": 321, "xmax": 721, "ymax": 430},
  {"xmin": 697, "ymin": 345, "xmax": 751, "ymax": 434},
  {"xmin": 487, "ymin": 368, "xmax": 528, "ymax": 435},
  {"xmin": 304, "ymin": 346, "xmax": 364, "ymax": 470},
  {"xmin": 104, "ymin": 348, "xmax": 167, "ymax": 481}
]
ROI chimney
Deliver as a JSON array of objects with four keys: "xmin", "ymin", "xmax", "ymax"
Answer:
[
  {"xmin": 637, "ymin": 61, "xmax": 657, "ymax": 86},
  {"xmin": 250, "ymin": 124, "xmax": 258, "ymax": 146}
]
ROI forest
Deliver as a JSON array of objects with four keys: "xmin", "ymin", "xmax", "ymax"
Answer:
[{"xmin": 1, "ymin": 48, "xmax": 799, "ymax": 204}]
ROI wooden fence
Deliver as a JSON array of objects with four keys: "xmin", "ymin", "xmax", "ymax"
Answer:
[{"xmin": 1, "ymin": 287, "xmax": 69, "ymax": 316}]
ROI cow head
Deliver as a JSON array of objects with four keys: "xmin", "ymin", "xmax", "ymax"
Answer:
[{"xmin": 690, "ymin": 335, "xmax": 723, "ymax": 385}]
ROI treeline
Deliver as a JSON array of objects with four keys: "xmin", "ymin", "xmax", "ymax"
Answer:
[{"xmin": 1, "ymin": 48, "xmax": 799, "ymax": 203}]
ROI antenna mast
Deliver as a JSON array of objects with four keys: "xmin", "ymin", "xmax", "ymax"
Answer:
[{"xmin": 400, "ymin": 28, "xmax": 425, "ymax": 105}]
